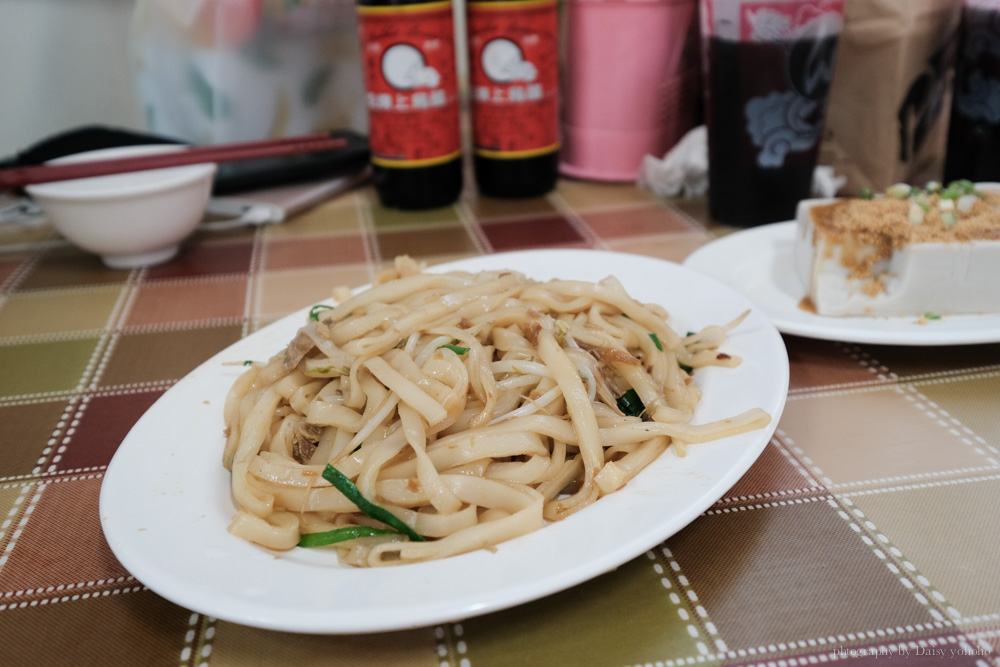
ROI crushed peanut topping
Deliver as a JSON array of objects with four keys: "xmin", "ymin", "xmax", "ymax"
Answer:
[{"xmin": 810, "ymin": 185, "xmax": 1000, "ymax": 289}]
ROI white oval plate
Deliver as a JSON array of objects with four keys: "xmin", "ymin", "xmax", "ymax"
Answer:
[
  {"xmin": 100, "ymin": 249, "xmax": 788, "ymax": 634},
  {"xmin": 684, "ymin": 222, "xmax": 1000, "ymax": 346}
]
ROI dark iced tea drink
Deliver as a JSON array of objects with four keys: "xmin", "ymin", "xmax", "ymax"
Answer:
[{"xmin": 701, "ymin": 0, "xmax": 842, "ymax": 226}]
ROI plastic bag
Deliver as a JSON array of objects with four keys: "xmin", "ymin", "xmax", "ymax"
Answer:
[
  {"xmin": 819, "ymin": 0, "xmax": 962, "ymax": 194},
  {"xmin": 130, "ymin": 0, "xmax": 367, "ymax": 145}
]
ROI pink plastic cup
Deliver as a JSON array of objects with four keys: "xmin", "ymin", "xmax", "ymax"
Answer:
[{"xmin": 560, "ymin": 0, "xmax": 700, "ymax": 182}]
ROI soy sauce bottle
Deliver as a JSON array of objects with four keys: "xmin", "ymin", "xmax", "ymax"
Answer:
[
  {"xmin": 356, "ymin": 0, "xmax": 463, "ymax": 209},
  {"xmin": 466, "ymin": 0, "xmax": 560, "ymax": 198}
]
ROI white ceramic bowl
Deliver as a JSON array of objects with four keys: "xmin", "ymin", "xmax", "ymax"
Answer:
[{"xmin": 26, "ymin": 144, "xmax": 217, "ymax": 268}]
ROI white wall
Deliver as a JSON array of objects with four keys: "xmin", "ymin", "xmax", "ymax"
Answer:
[{"xmin": 0, "ymin": 0, "xmax": 143, "ymax": 157}]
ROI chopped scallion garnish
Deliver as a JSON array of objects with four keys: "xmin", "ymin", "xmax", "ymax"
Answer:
[
  {"xmin": 308, "ymin": 304, "xmax": 334, "ymax": 321},
  {"xmin": 440, "ymin": 343, "xmax": 470, "ymax": 355},
  {"xmin": 940, "ymin": 179, "xmax": 982, "ymax": 201},
  {"xmin": 648, "ymin": 332, "xmax": 663, "ymax": 351},
  {"xmin": 912, "ymin": 193, "xmax": 931, "ymax": 211},
  {"xmin": 616, "ymin": 388, "xmax": 645, "ymax": 418},
  {"xmin": 957, "ymin": 194, "xmax": 978, "ymax": 213},
  {"xmin": 954, "ymin": 179, "xmax": 977, "ymax": 194},
  {"xmin": 886, "ymin": 183, "xmax": 911, "ymax": 199},
  {"xmin": 923, "ymin": 312, "xmax": 942, "ymax": 320}
]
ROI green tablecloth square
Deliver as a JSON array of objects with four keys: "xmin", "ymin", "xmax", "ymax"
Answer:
[
  {"xmin": 13, "ymin": 251, "xmax": 130, "ymax": 290},
  {"xmin": 367, "ymin": 198, "xmax": 462, "ymax": 231},
  {"xmin": 0, "ymin": 287, "xmax": 123, "ymax": 338},
  {"xmin": 0, "ymin": 482, "xmax": 35, "ymax": 539},
  {"xmin": 207, "ymin": 621, "xmax": 439, "ymax": 667},
  {"xmin": 0, "ymin": 400, "xmax": 71, "ymax": 476},
  {"xmin": 0, "ymin": 588, "xmax": 191, "ymax": 667},
  {"xmin": 914, "ymin": 374, "xmax": 1000, "ymax": 446},
  {"xmin": 460, "ymin": 557, "xmax": 712, "ymax": 667},
  {"xmin": 0, "ymin": 337, "xmax": 101, "ymax": 398}
]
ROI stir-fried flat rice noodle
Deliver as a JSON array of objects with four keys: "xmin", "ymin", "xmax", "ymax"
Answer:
[{"xmin": 223, "ymin": 256, "xmax": 771, "ymax": 566}]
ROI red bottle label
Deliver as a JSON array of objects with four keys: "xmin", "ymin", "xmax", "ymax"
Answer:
[
  {"xmin": 357, "ymin": 1, "xmax": 462, "ymax": 167},
  {"xmin": 467, "ymin": 0, "xmax": 560, "ymax": 158}
]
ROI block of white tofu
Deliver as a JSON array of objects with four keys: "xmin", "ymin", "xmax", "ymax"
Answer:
[{"xmin": 794, "ymin": 185, "xmax": 1000, "ymax": 317}]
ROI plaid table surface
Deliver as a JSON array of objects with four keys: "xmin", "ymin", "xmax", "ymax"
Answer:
[{"xmin": 1, "ymin": 180, "xmax": 998, "ymax": 667}]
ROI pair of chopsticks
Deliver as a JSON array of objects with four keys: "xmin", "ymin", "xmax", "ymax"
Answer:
[{"xmin": 0, "ymin": 133, "xmax": 348, "ymax": 189}]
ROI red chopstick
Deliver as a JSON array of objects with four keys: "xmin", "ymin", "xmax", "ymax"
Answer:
[{"xmin": 0, "ymin": 133, "xmax": 349, "ymax": 189}]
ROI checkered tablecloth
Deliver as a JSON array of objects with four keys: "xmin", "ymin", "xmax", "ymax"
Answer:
[{"xmin": 1, "ymin": 181, "xmax": 998, "ymax": 666}]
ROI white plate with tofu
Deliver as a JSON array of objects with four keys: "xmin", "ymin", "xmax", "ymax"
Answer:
[{"xmin": 684, "ymin": 221, "xmax": 1000, "ymax": 346}]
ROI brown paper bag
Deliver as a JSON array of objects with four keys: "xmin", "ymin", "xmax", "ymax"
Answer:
[{"xmin": 820, "ymin": 0, "xmax": 962, "ymax": 194}]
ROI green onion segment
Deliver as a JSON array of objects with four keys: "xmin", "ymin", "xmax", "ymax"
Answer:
[
  {"xmin": 297, "ymin": 525, "xmax": 399, "ymax": 548},
  {"xmin": 321, "ymin": 464, "xmax": 424, "ymax": 542},
  {"xmin": 616, "ymin": 388, "xmax": 645, "ymax": 418},
  {"xmin": 308, "ymin": 304, "xmax": 334, "ymax": 321}
]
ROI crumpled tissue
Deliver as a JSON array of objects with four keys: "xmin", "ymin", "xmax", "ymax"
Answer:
[
  {"xmin": 639, "ymin": 125, "xmax": 846, "ymax": 199},
  {"xmin": 639, "ymin": 126, "xmax": 708, "ymax": 199},
  {"xmin": 811, "ymin": 165, "xmax": 846, "ymax": 198}
]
